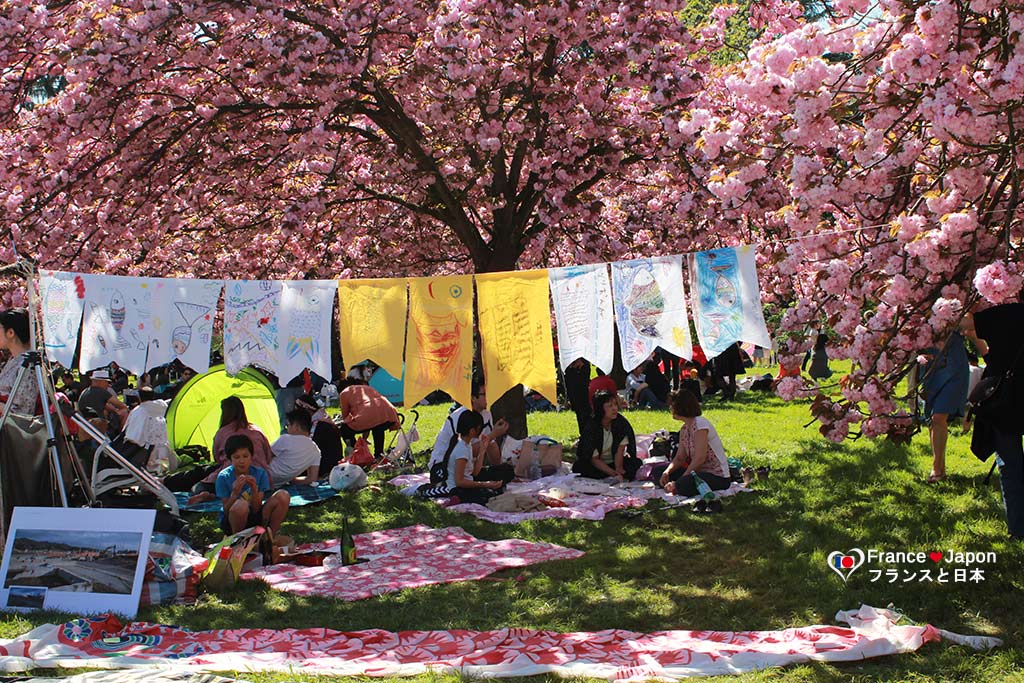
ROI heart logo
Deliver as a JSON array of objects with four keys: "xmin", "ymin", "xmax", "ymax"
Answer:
[
  {"xmin": 929, "ymin": 551, "xmax": 943, "ymax": 563},
  {"xmin": 827, "ymin": 548, "xmax": 865, "ymax": 583}
]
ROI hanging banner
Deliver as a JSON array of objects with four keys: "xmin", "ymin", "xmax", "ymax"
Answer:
[
  {"xmin": 476, "ymin": 270, "xmax": 558, "ymax": 406},
  {"xmin": 79, "ymin": 274, "xmax": 159, "ymax": 376},
  {"xmin": 147, "ymin": 279, "xmax": 224, "ymax": 374},
  {"xmin": 274, "ymin": 280, "xmax": 337, "ymax": 383},
  {"xmin": 404, "ymin": 275, "xmax": 473, "ymax": 409},
  {"xmin": 337, "ymin": 279, "xmax": 407, "ymax": 379},
  {"xmin": 549, "ymin": 264, "xmax": 615, "ymax": 373},
  {"xmin": 611, "ymin": 256, "xmax": 693, "ymax": 372},
  {"xmin": 223, "ymin": 280, "xmax": 282, "ymax": 377},
  {"xmin": 37, "ymin": 270, "xmax": 86, "ymax": 369},
  {"xmin": 688, "ymin": 245, "xmax": 771, "ymax": 358}
]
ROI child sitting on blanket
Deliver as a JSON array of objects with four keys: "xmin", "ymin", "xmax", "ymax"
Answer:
[
  {"xmin": 217, "ymin": 434, "xmax": 291, "ymax": 535},
  {"xmin": 658, "ymin": 389, "xmax": 732, "ymax": 496},
  {"xmin": 447, "ymin": 410, "xmax": 511, "ymax": 506}
]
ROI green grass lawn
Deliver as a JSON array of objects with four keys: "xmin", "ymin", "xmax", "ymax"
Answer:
[{"xmin": 2, "ymin": 379, "xmax": 1023, "ymax": 682}]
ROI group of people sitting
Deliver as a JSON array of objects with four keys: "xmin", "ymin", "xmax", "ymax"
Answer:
[{"xmin": 414, "ymin": 371, "xmax": 733, "ymax": 508}]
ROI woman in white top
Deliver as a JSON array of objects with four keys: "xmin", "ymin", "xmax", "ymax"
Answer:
[
  {"xmin": 659, "ymin": 389, "xmax": 732, "ymax": 496},
  {"xmin": 0, "ymin": 309, "xmax": 40, "ymax": 415}
]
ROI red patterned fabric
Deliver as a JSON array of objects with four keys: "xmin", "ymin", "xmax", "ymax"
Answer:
[
  {"xmin": 241, "ymin": 525, "xmax": 583, "ymax": 600},
  {"xmin": 0, "ymin": 606, "xmax": 985, "ymax": 679}
]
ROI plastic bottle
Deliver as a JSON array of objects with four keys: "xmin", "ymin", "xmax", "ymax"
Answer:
[
  {"xmin": 692, "ymin": 473, "xmax": 715, "ymax": 503},
  {"xmin": 528, "ymin": 451, "xmax": 542, "ymax": 480}
]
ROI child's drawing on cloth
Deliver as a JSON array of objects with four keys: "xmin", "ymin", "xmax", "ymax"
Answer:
[
  {"xmin": 79, "ymin": 275, "xmax": 156, "ymax": 376},
  {"xmin": 146, "ymin": 279, "xmax": 224, "ymax": 373},
  {"xmin": 224, "ymin": 280, "xmax": 282, "ymax": 376},
  {"xmin": 274, "ymin": 281, "xmax": 336, "ymax": 382},
  {"xmin": 611, "ymin": 256, "xmax": 692, "ymax": 372},
  {"xmin": 688, "ymin": 245, "xmax": 771, "ymax": 358},
  {"xmin": 38, "ymin": 271, "xmax": 86, "ymax": 369},
  {"xmin": 404, "ymin": 276, "xmax": 473, "ymax": 409},
  {"xmin": 549, "ymin": 264, "xmax": 615, "ymax": 374}
]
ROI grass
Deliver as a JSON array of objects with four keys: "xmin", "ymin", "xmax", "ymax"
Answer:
[{"xmin": 2, "ymin": 371, "xmax": 1023, "ymax": 682}]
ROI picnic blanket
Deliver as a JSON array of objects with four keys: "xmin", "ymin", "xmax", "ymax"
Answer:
[
  {"xmin": 173, "ymin": 481, "xmax": 339, "ymax": 513},
  {"xmin": 389, "ymin": 472, "xmax": 748, "ymax": 524},
  {"xmin": 241, "ymin": 525, "xmax": 583, "ymax": 600},
  {"xmin": 0, "ymin": 606, "xmax": 1000, "ymax": 679}
]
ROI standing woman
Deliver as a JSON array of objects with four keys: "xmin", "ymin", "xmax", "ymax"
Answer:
[
  {"xmin": 659, "ymin": 389, "xmax": 732, "ymax": 496},
  {"xmin": 921, "ymin": 317, "xmax": 986, "ymax": 484},
  {"xmin": 803, "ymin": 333, "xmax": 833, "ymax": 381},
  {"xmin": 572, "ymin": 390, "xmax": 641, "ymax": 481},
  {"xmin": 0, "ymin": 309, "xmax": 40, "ymax": 415}
]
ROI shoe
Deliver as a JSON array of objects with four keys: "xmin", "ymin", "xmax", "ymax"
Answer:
[
  {"xmin": 693, "ymin": 500, "xmax": 707, "ymax": 514},
  {"xmin": 925, "ymin": 473, "xmax": 946, "ymax": 484},
  {"xmin": 741, "ymin": 467, "xmax": 755, "ymax": 487},
  {"xmin": 707, "ymin": 500, "xmax": 724, "ymax": 514}
]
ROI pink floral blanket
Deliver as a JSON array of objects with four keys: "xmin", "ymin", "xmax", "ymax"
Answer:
[
  {"xmin": 0, "ymin": 606, "xmax": 999, "ymax": 679},
  {"xmin": 389, "ymin": 472, "xmax": 748, "ymax": 523},
  {"xmin": 240, "ymin": 525, "xmax": 583, "ymax": 600}
]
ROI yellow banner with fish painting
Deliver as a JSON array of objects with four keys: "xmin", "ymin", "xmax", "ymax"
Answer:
[
  {"xmin": 404, "ymin": 275, "xmax": 474, "ymax": 409},
  {"xmin": 337, "ymin": 278, "xmax": 408, "ymax": 379},
  {"xmin": 476, "ymin": 270, "xmax": 558, "ymax": 406}
]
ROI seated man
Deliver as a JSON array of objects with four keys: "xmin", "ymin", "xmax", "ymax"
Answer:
[
  {"xmin": 268, "ymin": 408, "xmax": 321, "ymax": 487},
  {"xmin": 77, "ymin": 369, "xmax": 129, "ymax": 436},
  {"xmin": 216, "ymin": 434, "xmax": 290, "ymax": 535},
  {"xmin": 428, "ymin": 380, "xmax": 510, "ymax": 471}
]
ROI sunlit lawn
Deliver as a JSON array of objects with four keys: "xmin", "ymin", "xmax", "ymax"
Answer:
[{"xmin": 2, "ymin": 365, "xmax": 1022, "ymax": 682}]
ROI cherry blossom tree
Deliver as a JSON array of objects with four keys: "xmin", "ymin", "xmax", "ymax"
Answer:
[
  {"xmin": 0, "ymin": 0, "xmax": 734, "ymax": 280},
  {"xmin": 668, "ymin": 0, "xmax": 1023, "ymax": 440}
]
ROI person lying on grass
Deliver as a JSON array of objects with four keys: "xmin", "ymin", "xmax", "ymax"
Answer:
[
  {"xmin": 572, "ymin": 390, "xmax": 641, "ymax": 481},
  {"xmin": 216, "ymin": 434, "xmax": 290, "ymax": 535},
  {"xmin": 659, "ymin": 389, "xmax": 732, "ymax": 496}
]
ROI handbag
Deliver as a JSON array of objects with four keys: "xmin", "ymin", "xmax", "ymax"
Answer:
[
  {"xmin": 429, "ymin": 416, "xmax": 458, "ymax": 485},
  {"xmin": 967, "ymin": 345, "xmax": 1024, "ymax": 420}
]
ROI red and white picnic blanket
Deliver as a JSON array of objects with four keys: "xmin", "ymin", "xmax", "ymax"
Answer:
[
  {"xmin": 0, "ymin": 606, "xmax": 999, "ymax": 679},
  {"xmin": 390, "ymin": 472, "xmax": 748, "ymax": 524},
  {"xmin": 240, "ymin": 525, "xmax": 583, "ymax": 600}
]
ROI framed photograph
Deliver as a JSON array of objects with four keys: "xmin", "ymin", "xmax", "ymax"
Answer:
[{"xmin": 0, "ymin": 507, "xmax": 155, "ymax": 618}]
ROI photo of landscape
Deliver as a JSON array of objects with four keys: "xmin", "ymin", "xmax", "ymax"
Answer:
[{"xmin": 3, "ymin": 529, "xmax": 143, "ymax": 595}]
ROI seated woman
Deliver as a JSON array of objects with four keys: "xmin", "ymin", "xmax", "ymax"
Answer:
[
  {"xmin": 572, "ymin": 390, "xmax": 641, "ymax": 481},
  {"xmin": 190, "ymin": 396, "xmax": 274, "ymax": 503},
  {"xmin": 659, "ymin": 389, "xmax": 732, "ymax": 496},
  {"xmin": 0, "ymin": 308, "xmax": 40, "ymax": 415}
]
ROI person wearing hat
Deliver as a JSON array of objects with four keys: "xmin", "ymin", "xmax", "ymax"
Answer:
[{"xmin": 77, "ymin": 368, "xmax": 128, "ymax": 430}]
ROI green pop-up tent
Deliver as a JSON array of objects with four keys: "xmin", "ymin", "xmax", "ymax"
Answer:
[{"xmin": 165, "ymin": 365, "xmax": 281, "ymax": 453}]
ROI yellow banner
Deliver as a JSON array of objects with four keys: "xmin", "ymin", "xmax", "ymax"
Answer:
[
  {"xmin": 336, "ymin": 279, "xmax": 407, "ymax": 379},
  {"xmin": 476, "ymin": 269, "xmax": 558, "ymax": 406},
  {"xmin": 404, "ymin": 275, "xmax": 474, "ymax": 408}
]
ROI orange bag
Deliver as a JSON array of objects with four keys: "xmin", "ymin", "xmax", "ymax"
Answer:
[{"xmin": 348, "ymin": 437, "xmax": 374, "ymax": 467}]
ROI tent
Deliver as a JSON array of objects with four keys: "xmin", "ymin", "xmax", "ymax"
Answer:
[
  {"xmin": 369, "ymin": 366, "xmax": 404, "ymax": 406},
  {"xmin": 165, "ymin": 365, "xmax": 280, "ymax": 452}
]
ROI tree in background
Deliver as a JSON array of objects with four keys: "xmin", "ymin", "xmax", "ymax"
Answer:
[{"xmin": 1, "ymin": 0, "xmax": 1020, "ymax": 440}]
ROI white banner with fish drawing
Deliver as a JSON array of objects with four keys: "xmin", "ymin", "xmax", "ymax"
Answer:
[
  {"xmin": 78, "ymin": 275, "xmax": 161, "ymax": 376},
  {"xmin": 611, "ymin": 256, "xmax": 693, "ymax": 372},
  {"xmin": 37, "ymin": 270, "xmax": 87, "ymax": 369},
  {"xmin": 223, "ymin": 280, "xmax": 282, "ymax": 377},
  {"xmin": 549, "ymin": 264, "xmax": 616, "ymax": 374},
  {"xmin": 273, "ymin": 280, "xmax": 337, "ymax": 383},
  {"xmin": 687, "ymin": 245, "xmax": 771, "ymax": 358},
  {"xmin": 146, "ymin": 279, "xmax": 224, "ymax": 374}
]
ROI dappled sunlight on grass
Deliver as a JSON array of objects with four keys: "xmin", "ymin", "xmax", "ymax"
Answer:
[{"xmin": 1, "ymin": 392, "xmax": 1021, "ymax": 681}]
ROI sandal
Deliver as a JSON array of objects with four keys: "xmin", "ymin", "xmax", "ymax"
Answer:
[{"xmin": 926, "ymin": 473, "xmax": 946, "ymax": 484}]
